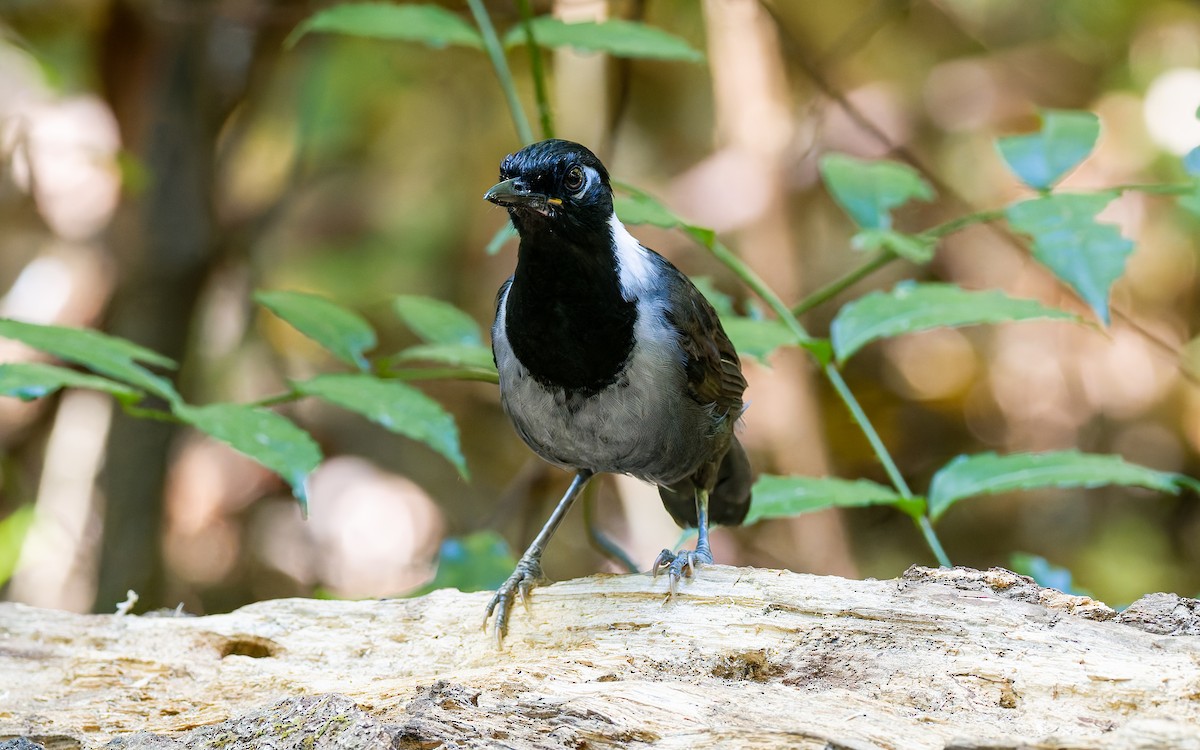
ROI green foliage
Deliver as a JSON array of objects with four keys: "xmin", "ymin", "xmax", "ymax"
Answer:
[
  {"xmin": 614, "ymin": 192, "xmax": 684, "ymax": 228},
  {"xmin": 851, "ymin": 229, "xmax": 936, "ymax": 263},
  {"xmin": 394, "ymin": 295, "xmax": 484, "ymax": 347},
  {"xmin": 819, "ymin": 154, "xmax": 935, "ymax": 231},
  {"xmin": 614, "ymin": 187, "xmax": 830, "ymax": 362},
  {"xmin": 502, "ymin": 17, "xmax": 702, "ymax": 62},
  {"xmin": 1005, "ymin": 193, "xmax": 1133, "ymax": 324},
  {"xmin": 485, "ymin": 221, "xmax": 517, "ymax": 256},
  {"xmin": 293, "ymin": 373, "xmax": 468, "ymax": 479},
  {"xmin": 0, "ymin": 506, "xmax": 34, "ymax": 588},
  {"xmin": 286, "ymin": 3, "xmax": 483, "ymax": 49},
  {"xmin": 830, "ymin": 282, "xmax": 1080, "ymax": 362},
  {"xmin": 0, "ymin": 319, "xmax": 177, "ymax": 402},
  {"xmin": 6, "ymin": 0, "xmax": 1197, "ymax": 595},
  {"xmin": 927, "ymin": 451, "xmax": 1183, "ymax": 522},
  {"xmin": 0, "ymin": 362, "xmax": 142, "ymax": 404},
  {"xmin": 745, "ymin": 475, "xmax": 911, "ymax": 525},
  {"xmin": 721, "ymin": 318, "xmax": 800, "ymax": 364},
  {"xmin": 391, "ymin": 293, "xmax": 494, "ymax": 377},
  {"xmin": 408, "ymin": 531, "xmax": 516, "ymax": 596},
  {"xmin": 174, "ymin": 403, "xmax": 322, "ymax": 513},
  {"xmin": 1184, "ymin": 147, "xmax": 1200, "ymax": 177},
  {"xmin": 387, "ymin": 343, "xmax": 497, "ymax": 373},
  {"xmin": 996, "ymin": 110, "xmax": 1100, "ymax": 191},
  {"xmin": 256, "ymin": 291, "xmax": 378, "ymax": 371}
]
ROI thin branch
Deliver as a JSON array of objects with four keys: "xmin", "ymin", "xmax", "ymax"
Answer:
[
  {"xmin": 792, "ymin": 250, "xmax": 896, "ymax": 317},
  {"xmin": 515, "ymin": 0, "xmax": 554, "ymax": 140},
  {"xmin": 467, "ymin": 0, "xmax": 534, "ymax": 145}
]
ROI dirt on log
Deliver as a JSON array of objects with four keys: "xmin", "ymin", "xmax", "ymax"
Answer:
[{"xmin": 2, "ymin": 565, "xmax": 1199, "ymax": 750}]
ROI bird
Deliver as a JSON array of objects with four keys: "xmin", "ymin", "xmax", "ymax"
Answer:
[{"xmin": 483, "ymin": 139, "xmax": 752, "ymax": 646}]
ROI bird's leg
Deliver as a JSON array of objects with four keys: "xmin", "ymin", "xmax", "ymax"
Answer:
[
  {"xmin": 485, "ymin": 469, "xmax": 593, "ymax": 647},
  {"xmin": 652, "ymin": 487, "xmax": 714, "ymax": 595}
]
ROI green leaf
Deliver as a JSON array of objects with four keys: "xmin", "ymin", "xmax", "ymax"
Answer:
[
  {"xmin": 851, "ymin": 229, "xmax": 937, "ymax": 263},
  {"xmin": 722, "ymin": 318, "xmax": 801, "ymax": 363},
  {"xmin": 744, "ymin": 475, "xmax": 905, "ymax": 526},
  {"xmin": 485, "ymin": 221, "xmax": 517, "ymax": 256},
  {"xmin": 256, "ymin": 290, "xmax": 377, "ymax": 371},
  {"xmin": 0, "ymin": 362, "xmax": 143, "ymax": 404},
  {"xmin": 388, "ymin": 343, "xmax": 496, "ymax": 372},
  {"xmin": 294, "ymin": 373, "xmax": 468, "ymax": 479},
  {"xmin": 0, "ymin": 506, "xmax": 35, "ymax": 588},
  {"xmin": 614, "ymin": 188, "xmax": 717, "ymax": 247},
  {"xmin": 1005, "ymin": 192, "xmax": 1133, "ymax": 324},
  {"xmin": 175, "ymin": 403, "xmax": 322, "ymax": 513},
  {"xmin": 0, "ymin": 319, "xmax": 178, "ymax": 402},
  {"xmin": 614, "ymin": 192, "xmax": 686, "ymax": 229},
  {"xmin": 996, "ymin": 110, "xmax": 1100, "ymax": 191},
  {"xmin": 1184, "ymin": 147, "xmax": 1200, "ymax": 177},
  {"xmin": 503, "ymin": 17, "xmax": 702, "ymax": 62},
  {"xmin": 927, "ymin": 451, "xmax": 1182, "ymax": 521},
  {"xmin": 287, "ymin": 3, "xmax": 482, "ymax": 49},
  {"xmin": 819, "ymin": 154, "xmax": 935, "ymax": 231},
  {"xmin": 408, "ymin": 531, "xmax": 516, "ymax": 596},
  {"xmin": 830, "ymin": 282, "xmax": 1079, "ymax": 362},
  {"xmin": 394, "ymin": 296, "xmax": 483, "ymax": 347},
  {"xmin": 691, "ymin": 277, "xmax": 735, "ymax": 318}
]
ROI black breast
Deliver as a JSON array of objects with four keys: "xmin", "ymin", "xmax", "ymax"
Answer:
[{"xmin": 503, "ymin": 233, "xmax": 637, "ymax": 395}]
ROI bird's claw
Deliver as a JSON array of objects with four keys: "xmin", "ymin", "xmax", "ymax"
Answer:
[
  {"xmin": 484, "ymin": 556, "xmax": 544, "ymax": 648},
  {"xmin": 652, "ymin": 546, "xmax": 714, "ymax": 596}
]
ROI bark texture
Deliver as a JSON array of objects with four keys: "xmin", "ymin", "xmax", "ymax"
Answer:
[{"xmin": 2, "ymin": 566, "xmax": 1200, "ymax": 750}]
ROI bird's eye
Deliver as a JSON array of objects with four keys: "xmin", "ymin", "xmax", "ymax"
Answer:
[{"xmin": 564, "ymin": 166, "xmax": 585, "ymax": 192}]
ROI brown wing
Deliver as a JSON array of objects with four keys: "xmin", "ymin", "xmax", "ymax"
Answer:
[{"xmin": 655, "ymin": 254, "xmax": 746, "ymax": 420}]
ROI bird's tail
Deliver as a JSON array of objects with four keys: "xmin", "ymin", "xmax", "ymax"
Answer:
[{"xmin": 657, "ymin": 437, "xmax": 752, "ymax": 528}]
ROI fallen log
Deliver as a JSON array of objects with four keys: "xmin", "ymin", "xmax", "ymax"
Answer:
[{"xmin": 2, "ymin": 566, "xmax": 1199, "ymax": 749}]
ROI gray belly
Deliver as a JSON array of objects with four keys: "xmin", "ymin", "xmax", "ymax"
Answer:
[{"xmin": 495, "ymin": 318, "xmax": 717, "ymax": 485}]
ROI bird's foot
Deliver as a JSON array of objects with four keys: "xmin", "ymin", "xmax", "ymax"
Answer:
[
  {"xmin": 652, "ymin": 545, "xmax": 714, "ymax": 596},
  {"xmin": 483, "ymin": 556, "xmax": 544, "ymax": 648}
]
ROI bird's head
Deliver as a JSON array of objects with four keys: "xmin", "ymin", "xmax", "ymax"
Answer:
[{"xmin": 484, "ymin": 139, "xmax": 612, "ymax": 240}]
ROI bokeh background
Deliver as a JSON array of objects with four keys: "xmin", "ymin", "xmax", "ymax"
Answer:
[{"xmin": 2, "ymin": 0, "xmax": 1200, "ymax": 616}]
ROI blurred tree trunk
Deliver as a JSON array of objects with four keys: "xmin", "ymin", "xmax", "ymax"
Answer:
[{"xmin": 92, "ymin": 0, "xmax": 239, "ymax": 611}]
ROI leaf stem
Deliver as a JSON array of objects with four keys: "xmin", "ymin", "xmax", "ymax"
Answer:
[
  {"xmin": 822, "ymin": 363, "xmax": 911, "ymax": 497},
  {"xmin": 788, "ymin": 208, "xmax": 1011, "ymax": 319},
  {"xmin": 121, "ymin": 404, "xmax": 182, "ymax": 424},
  {"xmin": 582, "ymin": 483, "xmax": 640, "ymax": 573},
  {"xmin": 243, "ymin": 391, "xmax": 302, "ymax": 409},
  {"xmin": 467, "ymin": 0, "xmax": 534, "ymax": 145},
  {"xmin": 918, "ymin": 516, "xmax": 953, "ymax": 568},
  {"xmin": 1110, "ymin": 182, "xmax": 1196, "ymax": 196},
  {"xmin": 515, "ymin": 0, "xmax": 554, "ymax": 139},
  {"xmin": 705, "ymin": 239, "xmax": 816, "ymax": 346},
  {"xmin": 791, "ymin": 250, "xmax": 895, "ymax": 317},
  {"xmin": 384, "ymin": 367, "xmax": 500, "ymax": 385},
  {"xmin": 920, "ymin": 208, "xmax": 1006, "ymax": 239}
]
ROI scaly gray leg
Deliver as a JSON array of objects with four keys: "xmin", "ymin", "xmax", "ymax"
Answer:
[
  {"xmin": 652, "ymin": 487, "xmax": 713, "ymax": 595},
  {"xmin": 485, "ymin": 469, "xmax": 594, "ymax": 647}
]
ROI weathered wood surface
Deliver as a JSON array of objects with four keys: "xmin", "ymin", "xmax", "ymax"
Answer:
[{"xmin": 2, "ymin": 566, "xmax": 1199, "ymax": 750}]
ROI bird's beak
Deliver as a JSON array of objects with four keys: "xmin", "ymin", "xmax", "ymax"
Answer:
[{"xmin": 484, "ymin": 178, "xmax": 551, "ymax": 212}]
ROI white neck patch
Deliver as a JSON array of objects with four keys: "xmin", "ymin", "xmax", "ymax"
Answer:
[{"xmin": 609, "ymin": 213, "xmax": 656, "ymax": 301}]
